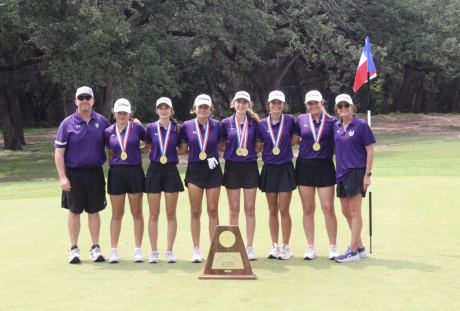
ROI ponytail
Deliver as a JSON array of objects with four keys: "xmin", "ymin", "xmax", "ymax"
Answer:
[
  {"xmin": 246, "ymin": 108, "xmax": 259, "ymax": 122},
  {"xmin": 169, "ymin": 113, "xmax": 180, "ymax": 133}
]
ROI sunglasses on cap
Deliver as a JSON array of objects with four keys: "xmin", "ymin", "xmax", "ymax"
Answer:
[
  {"xmin": 77, "ymin": 96, "xmax": 93, "ymax": 101},
  {"xmin": 337, "ymin": 103, "xmax": 351, "ymax": 109}
]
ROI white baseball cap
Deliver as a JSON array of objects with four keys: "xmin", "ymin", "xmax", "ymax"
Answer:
[
  {"xmin": 305, "ymin": 90, "xmax": 323, "ymax": 103},
  {"xmin": 75, "ymin": 86, "xmax": 93, "ymax": 98},
  {"xmin": 233, "ymin": 91, "xmax": 251, "ymax": 102},
  {"xmin": 113, "ymin": 98, "xmax": 132, "ymax": 113},
  {"xmin": 156, "ymin": 97, "xmax": 173, "ymax": 108},
  {"xmin": 194, "ymin": 94, "xmax": 212, "ymax": 107},
  {"xmin": 267, "ymin": 90, "xmax": 285, "ymax": 103},
  {"xmin": 335, "ymin": 94, "xmax": 353, "ymax": 106}
]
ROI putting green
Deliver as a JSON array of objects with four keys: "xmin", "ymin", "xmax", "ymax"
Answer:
[{"xmin": 0, "ymin": 137, "xmax": 459, "ymax": 309}]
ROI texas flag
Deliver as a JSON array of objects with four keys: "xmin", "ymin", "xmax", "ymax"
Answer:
[{"xmin": 353, "ymin": 37, "xmax": 377, "ymax": 92}]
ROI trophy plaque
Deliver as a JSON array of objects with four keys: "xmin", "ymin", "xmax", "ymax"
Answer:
[{"xmin": 199, "ymin": 225, "xmax": 256, "ymax": 280}]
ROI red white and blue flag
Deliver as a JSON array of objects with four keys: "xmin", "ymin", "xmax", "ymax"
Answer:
[{"xmin": 353, "ymin": 37, "xmax": 377, "ymax": 92}]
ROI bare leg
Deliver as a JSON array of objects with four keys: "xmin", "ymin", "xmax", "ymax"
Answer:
[
  {"xmin": 206, "ymin": 187, "xmax": 221, "ymax": 242},
  {"xmin": 109, "ymin": 194, "xmax": 126, "ymax": 248},
  {"xmin": 227, "ymin": 188, "xmax": 241, "ymax": 225},
  {"xmin": 128, "ymin": 193, "xmax": 144, "ymax": 248},
  {"xmin": 266, "ymin": 192, "xmax": 279, "ymax": 244},
  {"xmin": 88, "ymin": 212, "xmax": 101, "ymax": 245},
  {"xmin": 278, "ymin": 191, "xmax": 293, "ymax": 245},
  {"xmin": 164, "ymin": 192, "xmax": 179, "ymax": 251},
  {"xmin": 298, "ymin": 186, "xmax": 316, "ymax": 245},
  {"xmin": 147, "ymin": 193, "xmax": 161, "ymax": 251},
  {"xmin": 188, "ymin": 183, "xmax": 204, "ymax": 248},
  {"xmin": 340, "ymin": 197, "xmax": 364, "ymax": 249},
  {"xmin": 317, "ymin": 186, "xmax": 337, "ymax": 245},
  {"xmin": 68, "ymin": 211, "xmax": 81, "ymax": 246},
  {"xmin": 243, "ymin": 188, "xmax": 257, "ymax": 247},
  {"xmin": 348, "ymin": 194, "xmax": 363, "ymax": 252}
]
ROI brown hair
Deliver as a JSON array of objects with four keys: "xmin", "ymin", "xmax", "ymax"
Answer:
[
  {"xmin": 266, "ymin": 101, "xmax": 289, "ymax": 113},
  {"xmin": 190, "ymin": 104, "xmax": 214, "ymax": 117},
  {"xmin": 230, "ymin": 100, "xmax": 259, "ymax": 122},
  {"xmin": 112, "ymin": 110, "xmax": 134, "ymax": 121},
  {"xmin": 156, "ymin": 106, "xmax": 180, "ymax": 133}
]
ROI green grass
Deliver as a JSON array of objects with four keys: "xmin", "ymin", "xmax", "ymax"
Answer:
[{"xmin": 1, "ymin": 130, "xmax": 460, "ymax": 309}]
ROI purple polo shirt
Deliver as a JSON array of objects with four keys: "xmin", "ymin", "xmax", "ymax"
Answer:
[
  {"xmin": 293, "ymin": 113, "xmax": 337, "ymax": 160},
  {"xmin": 221, "ymin": 115, "xmax": 258, "ymax": 162},
  {"xmin": 181, "ymin": 118, "xmax": 223, "ymax": 162},
  {"xmin": 145, "ymin": 122, "xmax": 182, "ymax": 164},
  {"xmin": 55, "ymin": 109, "xmax": 111, "ymax": 168},
  {"xmin": 104, "ymin": 122, "xmax": 146, "ymax": 166},
  {"xmin": 332, "ymin": 116, "xmax": 376, "ymax": 183},
  {"xmin": 255, "ymin": 114, "xmax": 295, "ymax": 165}
]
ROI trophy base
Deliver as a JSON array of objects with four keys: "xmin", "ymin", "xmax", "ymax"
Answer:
[{"xmin": 199, "ymin": 274, "xmax": 257, "ymax": 280}]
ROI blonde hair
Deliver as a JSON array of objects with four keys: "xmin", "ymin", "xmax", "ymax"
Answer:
[
  {"xmin": 334, "ymin": 103, "xmax": 357, "ymax": 118},
  {"xmin": 156, "ymin": 106, "xmax": 180, "ymax": 133},
  {"xmin": 230, "ymin": 100, "xmax": 259, "ymax": 122},
  {"xmin": 112, "ymin": 109, "xmax": 133, "ymax": 121},
  {"xmin": 305, "ymin": 100, "xmax": 330, "ymax": 117},
  {"xmin": 190, "ymin": 104, "xmax": 214, "ymax": 117}
]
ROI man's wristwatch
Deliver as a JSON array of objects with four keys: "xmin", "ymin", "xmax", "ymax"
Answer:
[{"xmin": 365, "ymin": 172, "xmax": 372, "ymax": 176}]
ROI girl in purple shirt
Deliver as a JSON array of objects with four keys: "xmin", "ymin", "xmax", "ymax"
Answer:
[
  {"xmin": 143, "ymin": 97, "xmax": 185, "ymax": 264},
  {"xmin": 255, "ymin": 91, "xmax": 296, "ymax": 260},
  {"xmin": 220, "ymin": 91, "xmax": 262, "ymax": 261},
  {"xmin": 332, "ymin": 94, "xmax": 376, "ymax": 263},
  {"xmin": 104, "ymin": 98, "xmax": 148, "ymax": 263},
  {"xmin": 179, "ymin": 94, "xmax": 225, "ymax": 263},
  {"xmin": 291, "ymin": 91, "xmax": 339, "ymax": 260}
]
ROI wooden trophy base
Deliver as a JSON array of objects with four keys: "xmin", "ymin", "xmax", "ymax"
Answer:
[{"xmin": 199, "ymin": 225, "xmax": 256, "ymax": 280}]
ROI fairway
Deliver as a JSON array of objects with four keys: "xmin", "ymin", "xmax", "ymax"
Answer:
[{"xmin": 1, "ymin": 134, "xmax": 460, "ymax": 310}]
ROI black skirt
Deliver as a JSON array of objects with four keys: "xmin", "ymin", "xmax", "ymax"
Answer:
[
  {"xmin": 107, "ymin": 164, "xmax": 145, "ymax": 195},
  {"xmin": 145, "ymin": 161, "xmax": 184, "ymax": 194},
  {"xmin": 259, "ymin": 161, "xmax": 297, "ymax": 193},
  {"xmin": 295, "ymin": 157, "xmax": 336, "ymax": 187},
  {"xmin": 184, "ymin": 158, "xmax": 224, "ymax": 189},
  {"xmin": 224, "ymin": 160, "xmax": 259, "ymax": 189},
  {"xmin": 336, "ymin": 168, "xmax": 367, "ymax": 198}
]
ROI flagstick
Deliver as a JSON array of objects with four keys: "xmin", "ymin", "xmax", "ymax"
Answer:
[{"xmin": 367, "ymin": 71, "xmax": 375, "ymax": 255}]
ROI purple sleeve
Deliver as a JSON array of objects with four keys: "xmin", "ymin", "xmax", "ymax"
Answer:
[
  {"xmin": 255, "ymin": 120, "xmax": 264, "ymax": 142},
  {"xmin": 177, "ymin": 124, "xmax": 183, "ymax": 147},
  {"xmin": 104, "ymin": 129, "xmax": 111, "ymax": 149},
  {"xmin": 221, "ymin": 119, "xmax": 228, "ymax": 140},
  {"xmin": 145, "ymin": 124, "xmax": 152, "ymax": 144},
  {"xmin": 331, "ymin": 123, "xmax": 337, "ymax": 147},
  {"xmin": 288, "ymin": 115, "xmax": 295, "ymax": 135},
  {"xmin": 138, "ymin": 124, "xmax": 147, "ymax": 142},
  {"xmin": 361, "ymin": 122, "xmax": 377, "ymax": 146},
  {"xmin": 181, "ymin": 122, "xmax": 189, "ymax": 143},
  {"xmin": 217, "ymin": 120, "xmax": 224, "ymax": 143},
  {"xmin": 102, "ymin": 116, "xmax": 111, "ymax": 129},
  {"xmin": 293, "ymin": 117, "xmax": 301, "ymax": 136},
  {"xmin": 54, "ymin": 120, "xmax": 69, "ymax": 148}
]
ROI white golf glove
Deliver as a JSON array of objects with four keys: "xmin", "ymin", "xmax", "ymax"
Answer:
[{"xmin": 207, "ymin": 157, "xmax": 218, "ymax": 170}]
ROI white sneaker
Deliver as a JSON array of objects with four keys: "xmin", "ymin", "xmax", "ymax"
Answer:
[
  {"xmin": 191, "ymin": 247, "xmax": 203, "ymax": 263},
  {"xmin": 329, "ymin": 244, "xmax": 339, "ymax": 260},
  {"xmin": 134, "ymin": 246, "xmax": 144, "ymax": 262},
  {"xmin": 278, "ymin": 244, "xmax": 292, "ymax": 260},
  {"xmin": 246, "ymin": 247, "xmax": 257, "ymax": 261},
  {"xmin": 109, "ymin": 248, "xmax": 119, "ymax": 263},
  {"xmin": 148, "ymin": 251, "xmax": 159, "ymax": 263},
  {"xmin": 267, "ymin": 243, "xmax": 280, "ymax": 259},
  {"xmin": 89, "ymin": 244, "xmax": 105, "ymax": 262},
  {"xmin": 303, "ymin": 244, "xmax": 317, "ymax": 260},
  {"xmin": 165, "ymin": 251, "xmax": 177, "ymax": 263},
  {"xmin": 68, "ymin": 247, "xmax": 81, "ymax": 263}
]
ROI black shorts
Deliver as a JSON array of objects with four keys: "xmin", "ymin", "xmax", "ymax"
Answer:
[
  {"xmin": 223, "ymin": 160, "xmax": 259, "ymax": 189},
  {"xmin": 145, "ymin": 161, "xmax": 184, "ymax": 193},
  {"xmin": 336, "ymin": 168, "xmax": 367, "ymax": 198},
  {"xmin": 184, "ymin": 158, "xmax": 223, "ymax": 189},
  {"xmin": 259, "ymin": 161, "xmax": 297, "ymax": 193},
  {"xmin": 295, "ymin": 157, "xmax": 336, "ymax": 187},
  {"xmin": 61, "ymin": 166, "xmax": 107, "ymax": 214},
  {"xmin": 107, "ymin": 164, "xmax": 145, "ymax": 195}
]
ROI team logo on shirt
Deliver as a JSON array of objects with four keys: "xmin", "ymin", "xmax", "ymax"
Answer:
[
  {"xmin": 304, "ymin": 124, "xmax": 308, "ymax": 127},
  {"xmin": 349, "ymin": 130, "xmax": 354, "ymax": 136},
  {"xmin": 95, "ymin": 123, "xmax": 100, "ymax": 128},
  {"xmin": 193, "ymin": 131, "xmax": 196, "ymax": 134},
  {"xmin": 111, "ymin": 134, "xmax": 115, "ymax": 137},
  {"xmin": 76, "ymin": 125, "xmax": 81, "ymax": 129}
]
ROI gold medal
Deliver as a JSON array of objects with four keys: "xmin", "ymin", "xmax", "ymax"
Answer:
[
  {"xmin": 272, "ymin": 147, "xmax": 280, "ymax": 155},
  {"xmin": 160, "ymin": 155, "xmax": 168, "ymax": 164},
  {"xmin": 199, "ymin": 152, "xmax": 207, "ymax": 161},
  {"xmin": 120, "ymin": 152, "xmax": 128, "ymax": 160},
  {"xmin": 241, "ymin": 148, "xmax": 248, "ymax": 156},
  {"xmin": 236, "ymin": 148, "xmax": 242, "ymax": 156},
  {"xmin": 313, "ymin": 143, "xmax": 321, "ymax": 151}
]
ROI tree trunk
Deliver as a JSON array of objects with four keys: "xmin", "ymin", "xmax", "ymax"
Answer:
[
  {"xmin": 392, "ymin": 65, "xmax": 416, "ymax": 113},
  {"xmin": 411, "ymin": 76, "xmax": 424, "ymax": 114},
  {"xmin": 451, "ymin": 80, "xmax": 460, "ymax": 113},
  {"xmin": 0, "ymin": 87, "xmax": 22, "ymax": 151},
  {"xmin": 381, "ymin": 74, "xmax": 393, "ymax": 114},
  {"xmin": 424, "ymin": 76, "xmax": 438, "ymax": 114},
  {"xmin": 94, "ymin": 77, "xmax": 115, "ymax": 121},
  {"xmin": 62, "ymin": 84, "xmax": 78, "ymax": 118},
  {"xmin": 203, "ymin": 49, "xmax": 226, "ymax": 119}
]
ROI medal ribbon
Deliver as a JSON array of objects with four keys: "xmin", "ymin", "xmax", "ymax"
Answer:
[
  {"xmin": 267, "ymin": 114, "xmax": 284, "ymax": 148},
  {"xmin": 115, "ymin": 121, "xmax": 131, "ymax": 154},
  {"xmin": 194, "ymin": 118, "xmax": 209, "ymax": 153},
  {"xmin": 308, "ymin": 113, "xmax": 325, "ymax": 144},
  {"xmin": 234, "ymin": 115, "xmax": 249, "ymax": 149},
  {"xmin": 156, "ymin": 121, "xmax": 172, "ymax": 157}
]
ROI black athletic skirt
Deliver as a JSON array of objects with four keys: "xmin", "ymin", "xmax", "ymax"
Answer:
[
  {"xmin": 295, "ymin": 157, "xmax": 336, "ymax": 187},
  {"xmin": 145, "ymin": 161, "xmax": 184, "ymax": 193},
  {"xmin": 107, "ymin": 164, "xmax": 145, "ymax": 195},
  {"xmin": 224, "ymin": 160, "xmax": 259, "ymax": 189},
  {"xmin": 259, "ymin": 161, "xmax": 297, "ymax": 193},
  {"xmin": 184, "ymin": 158, "xmax": 223, "ymax": 189},
  {"xmin": 336, "ymin": 168, "xmax": 367, "ymax": 198}
]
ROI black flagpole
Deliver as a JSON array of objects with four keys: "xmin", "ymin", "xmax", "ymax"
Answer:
[{"xmin": 367, "ymin": 71, "xmax": 373, "ymax": 254}]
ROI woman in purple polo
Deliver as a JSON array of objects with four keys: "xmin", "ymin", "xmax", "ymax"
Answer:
[
  {"xmin": 104, "ymin": 98, "xmax": 147, "ymax": 263},
  {"xmin": 332, "ymin": 94, "xmax": 376, "ymax": 263},
  {"xmin": 144, "ymin": 97, "xmax": 185, "ymax": 264},
  {"xmin": 255, "ymin": 90, "xmax": 296, "ymax": 260},
  {"xmin": 291, "ymin": 91, "xmax": 339, "ymax": 260},
  {"xmin": 179, "ymin": 94, "xmax": 225, "ymax": 263},
  {"xmin": 220, "ymin": 91, "xmax": 261, "ymax": 261}
]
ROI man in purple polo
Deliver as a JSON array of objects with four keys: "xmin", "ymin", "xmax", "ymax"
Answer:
[{"xmin": 55, "ymin": 86, "xmax": 111, "ymax": 263}]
